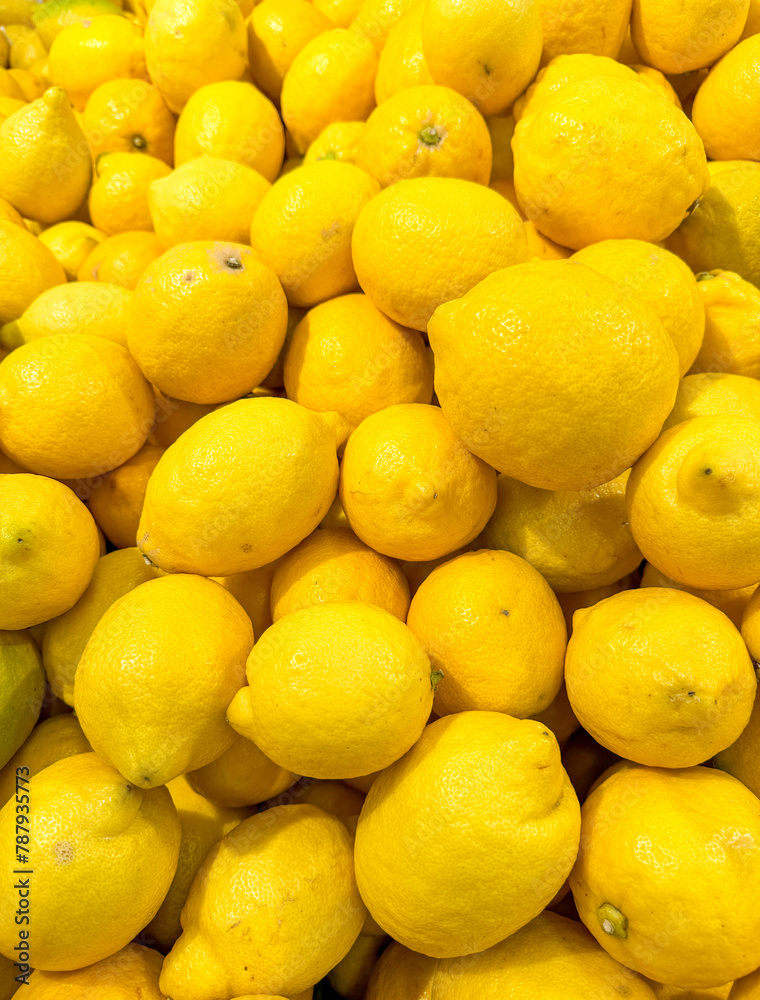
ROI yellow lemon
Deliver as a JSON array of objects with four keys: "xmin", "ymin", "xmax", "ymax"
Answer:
[
  {"xmin": 480, "ymin": 470, "xmax": 641, "ymax": 593},
  {"xmin": 283, "ymin": 292, "xmax": 432, "ymax": 429},
  {"xmin": 280, "ymin": 27, "xmax": 378, "ymax": 153},
  {"xmin": 428, "ymin": 260, "xmax": 679, "ymax": 491},
  {"xmin": 6, "ymin": 67, "xmax": 45, "ymax": 101},
  {"xmin": 633, "ymin": 63, "xmax": 683, "ymax": 106},
  {"xmin": 150, "ymin": 388, "xmax": 217, "ymax": 446},
  {"xmin": 270, "ymin": 527, "xmax": 410, "ymax": 621},
  {"xmin": 32, "ymin": 0, "xmax": 125, "ymax": 48},
  {"xmin": 0, "ymin": 94, "xmax": 25, "ymax": 124},
  {"xmin": 1, "ymin": 281, "xmax": 135, "ymax": 350},
  {"xmin": 0, "ymin": 475, "xmax": 100, "ymax": 630},
  {"xmin": 0, "ymin": 65, "xmax": 24, "ymax": 99},
  {"xmin": 0, "ymin": 196, "xmax": 23, "ymax": 227},
  {"xmin": 571, "ymin": 240, "xmax": 705, "ymax": 377},
  {"xmin": 212, "ymin": 560, "xmax": 279, "ymax": 639},
  {"xmin": 0, "ymin": 86, "xmax": 91, "ymax": 224},
  {"xmin": 160, "ymin": 805, "xmax": 365, "ymax": 999},
  {"xmin": 689, "ymin": 271, "xmax": 760, "ymax": 379},
  {"xmin": 406, "ymin": 549, "xmax": 567, "ymax": 717},
  {"xmin": 537, "ymin": 0, "xmax": 632, "ymax": 65},
  {"xmin": 0, "ymin": 630, "xmax": 45, "ymax": 769},
  {"xmin": 75, "ymin": 575, "xmax": 252, "ymax": 786},
  {"xmin": 298, "ymin": 779, "xmax": 366, "ymax": 822},
  {"xmin": 339, "ymin": 403, "xmax": 497, "ymax": 561},
  {"xmin": 144, "ymin": 775, "xmax": 247, "ymax": 952},
  {"xmin": 354, "ymin": 0, "xmax": 415, "ymax": 48},
  {"xmin": 420, "ymin": 0, "xmax": 541, "ymax": 115},
  {"xmin": 513, "ymin": 77, "xmax": 708, "ymax": 249},
  {"xmin": 0, "ymin": 334, "xmax": 154, "ymax": 479},
  {"xmin": 327, "ymin": 934, "xmax": 387, "ymax": 1000},
  {"xmin": 640, "ymin": 562, "xmax": 757, "ymax": 629},
  {"xmin": 0, "ymin": 714, "xmax": 90, "ymax": 808},
  {"xmin": 149, "ymin": 157, "xmax": 271, "ymax": 247},
  {"xmin": 0, "ymin": 752, "xmax": 180, "ymax": 971},
  {"xmin": 186, "ymin": 732, "xmax": 296, "ymax": 807},
  {"xmin": 247, "ymin": 0, "xmax": 333, "ymax": 102},
  {"xmin": 174, "ymin": 80, "xmax": 284, "ymax": 181},
  {"xmin": 144, "ymin": 0, "xmax": 246, "ymax": 113},
  {"xmin": 627, "ymin": 416, "xmax": 760, "ymax": 590},
  {"xmin": 714, "ymin": 684, "xmax": 760, "ymax": 800},
  {"xmin": 130, "ymin": 242, "xmax": 286, "ymax": 402},
  {"xmin": 374, "ymin": 1, "xmax": 433, "ymax": 103},
  {"xmin": 731, "ymin": 971, "xmax": 760, "ymax": 999},
  {"xmin": 486, "ymin": 112, "xmax": 514, "ymax": 181},
  {"xmin": 84, "ymin": 77, "xmax": 175, "ymax": 164},
  {"xmin": 6, "ymin": 25, "xmax": 47, "ymax": 75},
  {"xmin": 77, "ymin": 228, "xmax": 163, "ymax": 287},
  {"xmin": 313, "ymin": 0, "xmax": 362, "ymax": 26},
  {"xmin": 571, "ymin": 763, "xmax": 760, "ymax": 988},
  {"xmin": 42, "ymin": 547, "xmax": 159, "ymax": 705},
  {"xmin": 251, "ymin": 161, "xmax": 380, "ymax": 307},
  {"xmin": 21, "ymin": 943, "xmax": 167, "ymax": 998},
  {"xmin": 355, "ymin": 83, "xmax": 491, "ymax": 187},
  {"xmin": 137, "ymin": 398, "xmax": 345, "ymax": 575},
  {"xmin": 303, "ymin": 120, "xmax": 365, "ymax": 164},
  {"xmin": 513, "ymin": 53, "xmax": 637, "ymax": 121},
  {"xmin": 352, "ymin": 176, "xmax": 528, "ymax": 330},
  {"xmin": 663, "ymin": 372, "xmax": 760, "ymax": 432},
  {"xmin": 37, "ymin": 220, "xmax": 104, "ymax": 279},
  {"xmin": 532, "ymin": 682, "xmax": 581, "ymax": 749},
  {"xmin": 0, "ymin": 220, "xmax": 65, "ymax": 324},
  {"xmin": 692, "ymin": 36, "xmax": 760, "ymax": 161},
  {"xmin": 89, "ymin": 150, "xmax": 171, "ymax": 235},
  {"xmin": 522, "ymin": 218, "xmax": 573, "ymax": 259},
  {"xmin": 85, "ymin": 441, "xmax": 164, "ymax": 548},
  {"xmin": 355, "ymin": 711, "xmax": 581, "ymax": 957},
  {"xmin": 566, "ymin": 588, "xmax": 755, "ymax": 767},
  {"xmin": 742, "ymin": 0, "xmax": 760, "ymax": 36},
  {"xmin": 631, "ymin": 0, "xmax": 749, "ymax": 74},
  {"xmin": 364, "ymin": 941, "xmax": 437, "ymax": 1000},
  {"xmin": 664, "ymin": 162, "xmax": 760, "ymax": 289},
  {"xmin": 228, "ymin": 601, "xmax": 433, "ymax": 778},
  {"xmin": 743, "ymin": 586, "xmax": 760, "ymax": 661},
  {"xmin": 47, "ymin": 14, "xmax": 146, "ymax": 111}
]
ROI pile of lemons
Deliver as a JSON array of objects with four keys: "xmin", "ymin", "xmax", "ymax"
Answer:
[{"xmin": 1, "ymin": 0, "xmax": 760, "ymax": 996}]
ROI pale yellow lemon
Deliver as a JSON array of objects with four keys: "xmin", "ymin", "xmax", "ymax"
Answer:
[
  {"xmin": 186, "ymin": 731, "xmax": 296, "ymax": 807},
  {"xmin": 631, "ymin": 0, "xmax": 750, "ymax": 74},
  {"xmin": 83, "ymin": 77, "xmax": 175, "ymax": 164},
  {"xmin": 663, "ymin": 372, "xmax": 760, "ymax": 432},
  {"xmin": 227, "ymin": 601, "xmax": 433, "ymax": 778},
  {"xmin": 74, "ymin": 575, "xmax": 253, "ymax": 786},
  {"xmin": 689, "ymin": 271, "xmax": 760, "ymax": 379},
  {"xmin": 89, "ymin": 150, "xmax": 171, "ymax": 236},
  {"xmin": 130, "ymin": 241, "xmax": 287, "ymax": 404},
  {"xmin": 1, "ymin": 282, "xmax": 134, "ymax": 350},
  {"xmin": 407, "ymin": 549, "xmax": 567, "ymax": 717},
  {"xmin": 0, "ymin": 220, "xmax": 66, "ymax": 324},
  {"xmin": 247, "ymin": 0, "xmax": 333, "ymax": 102},
  {"xmin": 428, "ymin": 260, "xmax": 679, "ymax": 491},
  {"xmin": 339, "ymin": 403, "xmax": 497, "ymax": 561},
  {"xmin": 640, "ymin": 562, "xmax": 757, "ymax": 630},
  {"xmin": 38, "ymin": 221, "xmax": 104, "ymax": 280}
]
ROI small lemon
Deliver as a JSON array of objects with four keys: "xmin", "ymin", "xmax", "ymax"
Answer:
[
  {"xmin": 374, "ymin": 2, "xmax": 433, "ymax": 104},
  {"xmin": 89, "ymin": 150, "xmax": 171, "ymax": 236},
  {"xmin": 537, "ymin": 0, "xmax": 632, "ymax": 65},
  {"xmin": 354, "ymin": 0, "xmax": 416, "ymax": 48},
  {"xmin": 689, "ymin": 271, "xmax": 760, "ymax": 379},
  {"xmin": 0, "ymin": 220, "xmax": 66, "ymax": 324},
  {"xmin": 1, "ymin": 282, "xmax": 136, "ymax": 350},
  {"xmin": 555, "ymin": 574, "xmax": 639, "ymax": 635},
  {"xmin": 77, "ymin": 229, "xmax": 163, "ymax": 287},
  {"xmin": 663, "ymin": 372, "xmax": 760, "ymax": 432},
  {"xmin": 150, "ymin": 388, "xmax": 217, "ymax": 446},
  {"xmin": 212, "ymin": 560, "xmax": 280, "ymax": 639},
  {"xmin": 246, "ymin": 0, "xmax": 333, "ymax": 102},
  {"xmin": 631, "ymin": 0, "xmax": 749, "ymax": 74},
  {"xmin": 38, "ymin": 220, "xmax": 104, "ymax": 280},
  {"xmin": 303, "ymin": 120, "xmax": 366, "ymax": 164},
  {"xmin": 364, "ymin": 942, "xmax": 438, "ymax": 1000},
  {"xmin": 85, "ymin": 441, "xmax": 164, "ymax": 549},
  {"xmin": 186, "ymin": 731, "xmax": 297, "ymax": 807},
  {"xmin": 0, "ymin": 475, "xmax": 100, "ymax": 630},
  {"xmin": 84, "ymin": 77, "xmax": 175, "ymax": 164}
]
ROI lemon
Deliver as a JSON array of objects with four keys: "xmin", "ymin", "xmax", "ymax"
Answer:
[
  {"xmin": 664, "ymin": 163, "xmax": 760, "ymax": 290},
  {"xmin": 663, "ymin": 372, "xmax": 760, "ymax": 431},
  {"xmin": 149, "ymin": 157, "xmax": 271, "ymax": 247},
  {"xmin": 86, "ymin": 441, "xmax": 164, "ymax": 548},
  {"xmin": 298, "ymin": 779, "xmax": 366, "ymax": 824},
  {"xmin": 571, "ymin": 239, "xmax": 705, "ymax": 377},
  {"xmin": 689, "ymin": 271, "xmax": 760, "ymax": 379},
  {"xmin": 0, "ymin": 714, "xmax": 90, "ymax": 808},
  {"xmin": 144, "ymin": 0, "xmax": 247, "ymax": 113},
  {"xmin": 21, "ymin": 943, "xmax": 167, "ymax": 998},
  {"xmin": 0, "ymin": 220, "xmax": 66, "ymax": 324},
  {"xmin": 313, "ymin": 0, "xmax": 362, "ymax": 26},
  {"xmin": 428, "ymin": 260, "xmax": 679, "ymax": 491},
  {"xmin": 692, "ymin": 36, "xmax": 760, "ymax": 161},
  {"xmin": 352, "ymin": 176, "xmax": 528, "ymax": 331},
  {"xmin": 627, "ymin": 416, "xmax": 760, "ymax": 589},
  {"xmin": 407, "ymin": 549, "xmax": 567, "ymax": 717},
  {"xmin": 0, "ymin": 334, "xmax": 155, "ymax": 480},
  {"xmin": 174, "ymin": 81, "xmax": 284, "ymax": 181},
  {"xmin": 212, "ymin": 560, "xmax": 280, "ymax": 639},
  {"xmin": 130, "ymin": 242, "xmax": 287, "ymax": 404},
  {"xmin": 513, "ymin": 53, "xmax": 637, "ymax": 121},
  {"xmin": 83, "ymin": 77, "xmax": 175, "ymax": 164},
  {"xmin": 631, "ymin": 0, "xmax": 749, "ymax": 74},
  {"xmin": 0, "ymin": 630, "xmax": 44, "ymax": 769},
  {"xmin": 303, "ymin": 120, "xmax": 366, "ymax": 165},
  {"xmin": 75, "ymin": 575, "xmax": 252, "ymax": 787},
  {"xmin": 374, "ymin": 2, "xmax": 433, "ymax": 104},
  {"xmin": 144, "ymin": 775, "xmax": 247, "ymax": 952},
  {"xmin": 339, "ymin": 403, "xmax": 496, "ymax": 561},
  {"xmin": 246, "ymin": 0, "xmax": 333, "ymax": 102},
  {"xmin": 77, "ymin": 229, "xmax": 163, "ymax": 288},
  {"xmin": 355, "ymin": 711, "xmax": 580, "ymax": 957},
  {"xmin": 365, "ymin": 941, "xmax": 437, "ymax": 1000},
  {"xmin": 38, "ymin": 220, "xmax": 104, "ymax": 280},
  {"xmin": 480, "ymin": 470, "xmax": 642, "ymax": 593},
  {"xmin": 185, "ymin": 731, "xmax": 296, "ymax": 807},
  {"xmin": 714, "ymin": 685, "xmax": 760, "ymax": 800},
  {"xmin": 0, "ymin": 752, "xmax": 180, "ymax": 970},
  {"xmin": 228, "ymin": 601, "xmax": 433, "ymax": 778},
  {"xmin": 566, "ymin": 588, "xmax": 755, "ymax": 767},
  {"xmin": 139, "ymin": 398, "xmax": 345, "ymax": 575},
  {"xmin": 731, "ymin": 970, "xmax": 760, "ymax": 999},
  {"xmin": 149, "ymin": 388, "xmax": 217, "ymax": 447},
  {"xmin": 42, "ymin": 548, "xmax": 159, "ymax": 706},
  {"xmin": 0, "ymin": 87, "xmax": 91, "ymax": 225},
  {"xmin": 640, "ymin": 562, "xmax": 757, "ymax": 629},
  {"xmin": 571, "ymin": 763, "xmax": 760, "ymax": 988},
  {"xmin": 328, "ymin": 934, "xmax": 388, "ymax": 1000},
  {"xmin": 281, "ymin": 27, "xmax": 378, "ymax": 153},
  {"xmin": 742, "ymin": 586, "xmax": 760, "ymax": 661},
  {"xmin": 160, "ymin": 805, "xmax": 366, "ymax": 999},
  {"xmin": 89, "ymin": 150, "xmax": 171, "ymax": 236},
  {"xmin": 284, "ymin": 292, "xmax": 432, "ymax": 429},
  {"xmin": 355, "ymin": 83, "xmax": 492, "ymax": 187},
  {"xmin": 270, "ymin": 527, "xmax": 411, "ymax": 621},
  {"xmin": 32, "ymin": 0, "xmax": 124, "ymax": 48},
  {"xmin": 513, "ymin": 77, "xmax": 709, "ymax": 249},
  {"xmin": 537, "ymin": 0, "xmax": 632, "ymax": 65},
  {"xmin": 0, "ymin": 475, "xmax": 100, "ymax": 630},
  {"xmin": 47, "ymin": 14, "xmax": 146, "ymax": 111},
  {"xmin": 0, "ymin": 196, "xmax": 23, "ymax": 228},
  {"xmin": 1, "ymin": 282, "xmax": 135, "ymax": 350},
  {"xmin": 420, "ymin": 0, "xmax": 542, "ymax": 115}
]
